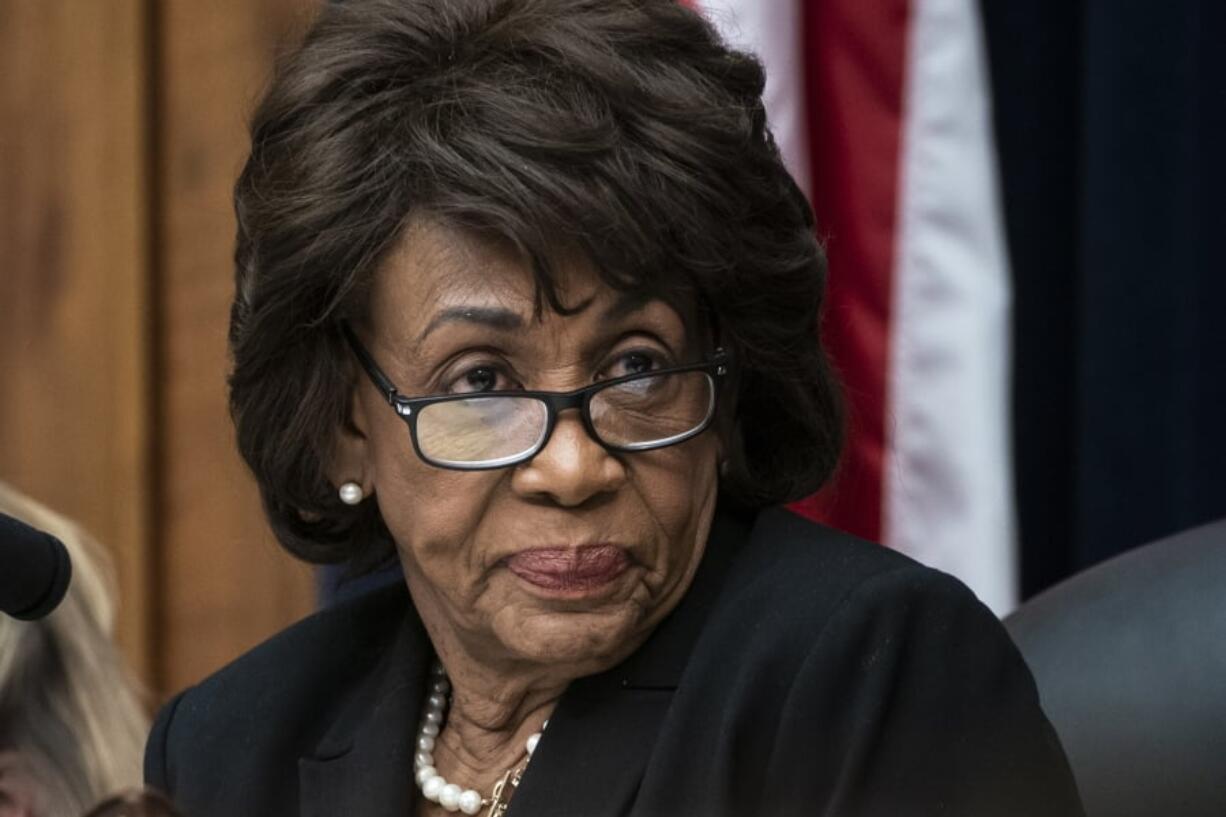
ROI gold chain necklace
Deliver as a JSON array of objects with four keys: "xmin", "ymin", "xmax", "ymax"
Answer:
[{"xmin": 481, "ymin": 757, "xmax": 530, "ymax": 817}]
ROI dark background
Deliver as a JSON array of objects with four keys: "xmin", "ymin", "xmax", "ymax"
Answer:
[{"xmin": 981, "ymin": 0, "xmax": 1226, "ymax": 596}]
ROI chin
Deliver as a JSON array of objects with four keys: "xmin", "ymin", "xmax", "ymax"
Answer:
[{"xmin": 492, "ymin": 604, "xmax": 647, "ymax": 671}]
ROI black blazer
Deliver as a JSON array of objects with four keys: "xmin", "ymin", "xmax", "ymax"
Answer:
[{"xmin": 146, "ymin": 507, "xmax": 1085, "ymax": 816}]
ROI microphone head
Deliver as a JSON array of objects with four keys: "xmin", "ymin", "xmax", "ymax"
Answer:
[{"xmin": 0, "ymin": 511, "xmax": 73, "ymax": 620}]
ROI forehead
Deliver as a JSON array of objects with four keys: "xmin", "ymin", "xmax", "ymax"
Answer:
[
  {"xmin": 370, "ymin": 217, "xmax": 595, "ymax": 333},
  {"xmin": 367, "ymin": 215, "xmax": 699, "ymax": 344}
]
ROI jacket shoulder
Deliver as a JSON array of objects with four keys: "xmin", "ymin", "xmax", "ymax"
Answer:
[
  {"xmin": 145, "ymin": 580, "xmax": 410, "ymax": 801},
  {"xmin": 731, "ymin": 506, "xmax": 951, "ymax": 605},
  {"xmin": 664, "ymin": 510, "xmax": 1084, "ymax": 815},
  {"xmin": 702, "ymin": 507, "xmax": 1002, "ymax": 681}
]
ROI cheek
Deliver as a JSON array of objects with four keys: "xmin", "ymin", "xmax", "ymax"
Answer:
[
  {"xmin": 631, "ymin": 437, "xmax": 721, "ymax": 571},
  {"xmin": 366, "ymin": 416, "xmax": 501, "ymax": 586}
]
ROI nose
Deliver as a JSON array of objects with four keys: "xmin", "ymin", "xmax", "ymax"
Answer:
[{"xmin": 510, "ymin": 411, "xmax": 626, "ymax": 506}]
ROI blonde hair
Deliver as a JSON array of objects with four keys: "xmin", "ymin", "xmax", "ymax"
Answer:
[{"xmin": 0, "ymin": 484, "xmax": 149, "ymax": 816}]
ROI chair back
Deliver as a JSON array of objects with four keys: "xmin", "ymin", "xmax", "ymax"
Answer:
[{"xmin": 1004, "ymin": 519, "xmax": 1226, "ymax": 817}]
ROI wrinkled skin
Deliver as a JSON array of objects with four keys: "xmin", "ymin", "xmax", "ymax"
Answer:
[{"xmin": 331, "ymin": 217, "xmax": 722, "ymax": 806}]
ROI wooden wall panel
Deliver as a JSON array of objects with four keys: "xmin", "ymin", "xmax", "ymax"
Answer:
[
  {"xmin": 0, "ymin": 1, "xmax": 152, "ymax": 681},
  {"xmin": 154, "ymin": 0, "xmax": 321, "ymax": 696}
]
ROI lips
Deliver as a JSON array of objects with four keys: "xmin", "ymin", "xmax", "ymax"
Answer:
[{"xmin": 505, "ymin": 545, "xmax": 631, "ymax": 592}]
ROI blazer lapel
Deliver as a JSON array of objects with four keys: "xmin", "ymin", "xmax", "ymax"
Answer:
[
  {"xmin": 508, "ymin": 507, "xmax": 750, "ymax": 817},
  {"xmin": 299, "ymin": 603, "xmax": 430, "ymax": 817}
]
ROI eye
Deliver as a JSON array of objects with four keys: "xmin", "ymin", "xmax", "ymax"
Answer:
[
  {"xmin": 604, "ymin": 349, "xmax": 666, "ymax": 379},
  {"xmin": 448, "ymin": 364, "xmax": 516, "ymax": 394}
]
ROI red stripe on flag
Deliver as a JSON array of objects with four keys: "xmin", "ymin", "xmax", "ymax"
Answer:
[{"xmin": 788, "ymin": 0, "xmax": 910, "ymax": 542}]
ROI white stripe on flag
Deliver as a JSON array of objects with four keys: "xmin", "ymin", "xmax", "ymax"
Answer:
[
  {"xmin": 694, "ymin": 0, "xmax": 810, "ymax": 198},
  {"xmin": 884, "ymin": 0, "xmax": 1018, "ymax": 613}
]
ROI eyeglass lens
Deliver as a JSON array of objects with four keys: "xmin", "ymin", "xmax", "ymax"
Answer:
[{"xmin": 413, "ymin": 371, "xmax": 714, "ymax": 467}]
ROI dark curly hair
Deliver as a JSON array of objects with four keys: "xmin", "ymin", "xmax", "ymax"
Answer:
[{"xmin": 229, "ymin": 0, "xmax": 844, "ymax": 570}]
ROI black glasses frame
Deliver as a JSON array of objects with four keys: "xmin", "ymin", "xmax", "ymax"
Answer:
[{"xmin": 342, "ymin": 324, "xmax": 730, "ymax": 470}]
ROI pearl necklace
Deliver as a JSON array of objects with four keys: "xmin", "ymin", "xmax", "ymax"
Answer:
[{"xmin": 413, "ymin": 662, "xmax": 544, "ymax": 815}]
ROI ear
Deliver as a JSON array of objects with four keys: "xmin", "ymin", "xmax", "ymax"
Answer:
[
  {"xmin": 0, "ymin": 752, "xmax": 42, "ymax": 817},
  {"xmin": 328, "ymin": 379, "xmax": 375, "ymax": 500}
]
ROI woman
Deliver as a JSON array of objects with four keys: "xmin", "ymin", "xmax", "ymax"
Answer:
[
  {"xmin": 146, "ymin": 1, "xmax": 1085, "ymax": 815},
  {"xmin": 0, "ymin": 484, "xmax": 149, "ymax": 817}
]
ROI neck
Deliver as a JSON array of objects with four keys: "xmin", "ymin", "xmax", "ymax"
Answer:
[
  {"xmin": 422, "ymin": 661, "xmax": 557, "ymax": 802},
  {"xmin": 410, "ymin": 591, "xmax": 569, "ymax": 785},
  {"xmin": 440, "ymin": 666, "xmax": 559, "ymax": 761}
]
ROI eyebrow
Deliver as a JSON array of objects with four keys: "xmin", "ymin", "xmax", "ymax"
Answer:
[
  {"xmin": 416, "ymin": 306, "xmax": 525, "ymax": 342},
  {"xmin": 414, "ymin": 291, "xmax": 665, "ymax": 344}
]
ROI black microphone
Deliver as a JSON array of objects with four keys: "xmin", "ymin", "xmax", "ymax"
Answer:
[{"xmin": 0, "ymin": 511, "xmax": 72, "ymax": 620}]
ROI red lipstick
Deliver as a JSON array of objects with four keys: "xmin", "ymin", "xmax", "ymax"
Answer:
[{"xmin": 505, "ymin": 545, "xmax": 631, "ymax": 593}]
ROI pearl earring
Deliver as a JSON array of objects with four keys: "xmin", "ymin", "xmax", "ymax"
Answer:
[{"xmin": 338, "ymin": 481, "xmax": 364, "ymax": 505}]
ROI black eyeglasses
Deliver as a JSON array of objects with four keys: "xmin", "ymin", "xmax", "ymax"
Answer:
[{"xmin": 343, "ymin": 325, "xmax": 729, "ymax": 471}]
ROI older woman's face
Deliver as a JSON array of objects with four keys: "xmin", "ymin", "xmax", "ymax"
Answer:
[{"xmin": 344, "ymin": 219, "xmax": 721, "ymax": 675}]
